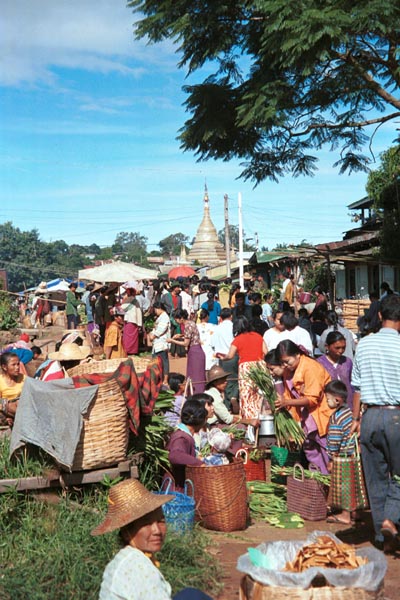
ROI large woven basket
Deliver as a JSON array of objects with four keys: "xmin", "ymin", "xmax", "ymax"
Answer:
[
  {"xmin": 68, "ymin": 363, "xmax": 129, "ymax": 471},
  {"xmin": 239, "ymin": 576, "xmax": 384, "ymax": 600},
  {"xmin": 287, "ymin": 463, "xmax": 328, "ymax": 521},
  {"xmin": 186, "ymin": 458, "xmax": 248, "ymax": 532},
  {"xmin": 67, "ymin": 355, "xmax": 156, "ymax": 377}
]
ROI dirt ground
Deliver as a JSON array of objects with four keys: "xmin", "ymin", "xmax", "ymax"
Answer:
[{"xmin": 210, "ymin": 513, "xmax": 399, "ymax": 599}]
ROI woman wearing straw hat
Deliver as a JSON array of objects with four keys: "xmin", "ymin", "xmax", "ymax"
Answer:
[
  {"xmin": 38, "ymin": 343, "xmax": 92, "ymax": 381},
  {"xmin": 92, "ymin": 479, "xmax": 213, "ymax": 600}
]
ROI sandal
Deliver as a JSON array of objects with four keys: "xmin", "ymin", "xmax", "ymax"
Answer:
[{"xmin": 326, "ymin": 514, "xmax": 352, "ymax": 525}]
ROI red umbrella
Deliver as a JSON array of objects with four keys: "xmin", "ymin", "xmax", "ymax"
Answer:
[{"xmin": 168, "ymin": 266, "xmax": 196, "ymax": 279}]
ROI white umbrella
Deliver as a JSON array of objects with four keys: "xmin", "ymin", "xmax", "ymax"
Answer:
[{"xmin": 78, "ymin": 261, "xmax": 158, "ymax": 283}]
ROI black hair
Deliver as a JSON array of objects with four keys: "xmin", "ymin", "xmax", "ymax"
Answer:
[
  {"xmin": 380, "ymin": 294, "xmax": 400, "ymax": 321},
  {"xmin": 199, "ymin": 308, "xmax": 209, "ymax": 321},
  {"xmin": 180, "ymin": 399, "xmax": 208, "ymax": 427},
  {"xmin": 324, "ymin": 380, "xmax": 348, "ymax": 402},
  {"xmin": 206, "ymin": 291, "xmax": 215, "ymax": 312},
  {"xmin": 313, "ymin": 286, "xmax": 324, "ymax": 294},
  {"xmin": 251, "ymin": 304, "xmax": 263, "ymax": 318},
  {"xmin": 251, "ymin": 292, "xmax": 262, "ymax": 304},
  {"xmin": 264, "ymin": 349, "xmax": 280, "ymax": 366},
  {"xmin": 233, "ymin": 316, "xmax": 251, "ymax": 337},
  {"xmin": 298, "ymin": 308, "xmax": 309, "ymax": 318},
  {"xmin": 153, "ymin": 300, "xmax": 167, "ymax": 311},
  {"xmin": 369, "ymin": 290, "xmax": 379, "ymax": 301},
  {"xmin": 277, "ymin": 300, "xmax": 291, "ymax": 312},
  {"xmin": 190, "ymin": 393, "xmax": 214, "ymax": 406},
  {"xmin": 31, "ymin": 346, "xmax": 42, "ymax": 357},
  {"xmin": 325, "ymin": 310, "xmax": 339, "ymax": 330},
  {"xmin": 276, "ymin": 339, "xmax": 305, "ymax": 361},
  {"xmin": 263, "ymin": 293, "xmax": 273, "ymax": 302},
  {"xmin": 167, "ymin": 372, "xmax": 185, "ymax": 393},
  {"xmin": 280, "ymin": 312, "xmax": 298, "ymax": 331},
  {"xmin": 380, "ymin": 281, "xmax": 393, "ymax": 293},
  {"xmin": 220, "ymin": 307, "xmax": 232, "ymax": 320},
  {"xmin": 172, "ymin": 308, "xmax": 186, "ymax": 320},
  {"xmin": 311, "ymin": 307, "xmax": 327, "ymax": 321},
  {"xmin": 0, "ymin": 352, "xmax": 19, "ymax": 369},
  {"xmin": 325, "ymin": 331, "xmax": 346, "ymax": 345}
]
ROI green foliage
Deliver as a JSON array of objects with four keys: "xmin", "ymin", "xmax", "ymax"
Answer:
[
  {"xmin": 302, "ymin": 263, "xmax": 332, "ymax": 294},
  {"xmin": 0, "ymin": 438, "xmax": 54, "ymax": 478},
  {"xmin": 218, "ymin": 224, "xmax": 256, "ymax": 251},
  {"xmin": 112, "ymin": 231, "xmax": 149, "ymax": 265},
  {"xmin": 159, "ymin": 232, "xmax": 190, "ymax": 256},
  {"xmin": 366, "ymin": 146, "xmax": 400, "ymax": 259},
  {"xmin": 0, "ymin": 292, "xmax": 19, "ymax": 331},
  {"xmin": 130, "ymin": 0, "xmax": 400, "ymax": 183}
]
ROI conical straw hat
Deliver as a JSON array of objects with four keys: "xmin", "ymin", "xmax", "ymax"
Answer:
[{"xmin": 91, "ymin": 479, "xmax": 174, "ymax": 536}]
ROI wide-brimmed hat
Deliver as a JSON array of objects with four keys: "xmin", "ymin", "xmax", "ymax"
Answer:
[
  {"xmin": 48, "ymin": 343, "xmax": 92, "ymax": 361},
  {"xmin": 91, "ymin": 479, "xmax": 174, "ymax": 536},
  {"xmin": 206, "ymin": 365, "xmax": 230, "ymax": 386}
]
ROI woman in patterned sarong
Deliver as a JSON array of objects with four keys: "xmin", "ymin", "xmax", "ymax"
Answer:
[{"xmin": 218, "ymin": 317, "xmax": 267, "ymax": 419}]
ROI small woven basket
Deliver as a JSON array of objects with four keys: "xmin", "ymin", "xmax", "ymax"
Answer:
[
  {"xmin": 186, "ymin": 458, "xmax": 248, "ymax": 532},
  {"xmin": 287, "ymin": 463, "xmax": 328, "ymax": 521},
  {"xmin": 67, "ymin": 363, "xmax": 129, "ymax": 471},
  {"xmin": 155, "ymin": 478, "xmax": 196, "ymax": 535},
  {"xmin": 239, "ymin": 576, "xmax": 384, "ymax": 600},
  {"xmin": 236, "ymin": 448, "xmax": 266, "ymax": 482}
]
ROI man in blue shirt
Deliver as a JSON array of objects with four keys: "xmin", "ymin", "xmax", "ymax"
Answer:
[{"xmin": 352, "ymin": 294, "xmax": 400, "ymax": 553}]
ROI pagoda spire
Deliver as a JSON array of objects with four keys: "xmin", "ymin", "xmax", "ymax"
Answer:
[{"xmin": 188, "ymin": 186, "xmax": 226, "ymax": 266}]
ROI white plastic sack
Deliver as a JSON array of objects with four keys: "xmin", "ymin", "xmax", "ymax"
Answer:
[{"xmin": 237, "ymin": 531, "xmax": 386, "ymax": 592}]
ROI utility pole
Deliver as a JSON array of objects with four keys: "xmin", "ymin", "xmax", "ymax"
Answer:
[
  {"xmin": 224, "ymin": 194, "xmax": 231, "ymax": 278},
  {"xmin": 238, "ymin": 192, "xmax": 244, "ymax": 290}
]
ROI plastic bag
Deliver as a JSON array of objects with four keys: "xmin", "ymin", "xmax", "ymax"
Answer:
[{"xmin": 237, "ymin": 531, "xmax": 386, "ymax": 591}]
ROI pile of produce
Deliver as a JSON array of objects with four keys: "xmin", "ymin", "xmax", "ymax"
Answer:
[
  {"xmin": 284, "ymin": 535, "xmax": 368, "ymax": 572},
  {"xmin": 247, "ymin": 481, "xmax": 304, "ymax": 529},
  {"xmin": 271, "ymin": 465, "xmax": 331, "ymax": 486},
  {"xmin": 247, "ymin": 365, "xmax": 305, "ymax": 450}
]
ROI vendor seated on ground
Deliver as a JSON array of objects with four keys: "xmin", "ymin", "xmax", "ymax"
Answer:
[
  {"xmin": 37, "ymin": 343, "xmax": 92, "ymax": 381},
  {"xmin": 166, "ymin": 399, "xmax": 207, "ymax": 491},
  {"xmin": 205, "ymin": 365, "xmax": 259, "ymax": 428},
  {"xmin": 0, "ymin": 352, "xmax": 26, "ymax": 427},
  {"xmin": 92, "ymin": 479, "xmax": 213, "ymax": 600}
]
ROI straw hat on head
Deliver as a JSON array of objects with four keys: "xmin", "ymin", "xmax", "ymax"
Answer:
[
  {"xmin": 91, "ymin": 479, "xmax": 174, "ymax": 536},
  {"xmin": 48, "ymin": 343, "xmax": 92, "ymax": 362},
  {"xmin": 206, "ymin": 365, "xmax": 229, "ymax": 387}
]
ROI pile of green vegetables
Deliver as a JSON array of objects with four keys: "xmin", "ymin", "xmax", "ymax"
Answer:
[
  {"xmin": 247, "ymin": 481, "xmax": 304, "ymax": 529},
  {"xmin": 247, "ymin": 365, "xmax": 305, "ymax": 450},
  {"xmin": 270, "ymin": 465, "xmax": 331, "ymax": 486}
]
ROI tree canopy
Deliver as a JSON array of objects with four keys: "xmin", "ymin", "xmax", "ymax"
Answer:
[
  {"xmin": 158, "ymin": 233, "xmax": 190, "ymax": 256},
  {"xmin": 111, "ymin": 232, "xmax": 149, "ymax": 264},
  {"xmin": 130, "ymin": 0, "xmax": 400, "ymax": 183},
  {"xmin": 366, "ymin": 146, "xmax": 400, "ymax": 259},
  {"xmin": 218, "ymin": 225, "xmax": 256, "ymax": 252}
]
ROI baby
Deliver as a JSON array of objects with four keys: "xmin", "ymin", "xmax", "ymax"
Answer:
[{"xmin": 203, "ymin": 429, "xmax": 231, "ymax": 466}]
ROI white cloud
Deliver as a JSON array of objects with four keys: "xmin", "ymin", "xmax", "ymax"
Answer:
[{"xmin": 0, "ymin": 0, "xmax": 177, "ymax": 87}]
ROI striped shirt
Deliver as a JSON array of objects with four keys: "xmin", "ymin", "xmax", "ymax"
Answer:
[
  {"xmin": 351, "ymin": 328, "xmax": 400, "ymax": 405},
  {"xmin": 327, "ymin": 406, "xmax": 354, "ymax": 456}
]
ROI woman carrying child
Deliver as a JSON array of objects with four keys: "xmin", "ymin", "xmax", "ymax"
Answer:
[{"xmin": 317, "ymin": 331, "xmax": 354, "ymax": 409}]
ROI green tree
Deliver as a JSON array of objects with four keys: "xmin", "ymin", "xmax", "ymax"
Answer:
[
  {"xmin": 218, "ymin": 225, "xmax": 256, "ymax": 251},
  {"xmin": 158, "ymin": 233, "xmax": 190, "ymax": 256},
  {"xmin": 112, "ymin": 232, "xmax": 149, "ymax": 265},
  {"xmin": 366, "ymin": 146, "xmax": 400, "ymax": 259},
  {"xmin": 130, "ymin": 0, "xmax": 400, "ymax": 183}
]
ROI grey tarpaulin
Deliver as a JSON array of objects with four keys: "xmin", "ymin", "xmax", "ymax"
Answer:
[
  {"xmin": 237, "ymin": 531, "xmax": 387, "ymax": 591},
  {"xmin": 10, "ymin": 377, "xmax": 98, "ymax": 471}
]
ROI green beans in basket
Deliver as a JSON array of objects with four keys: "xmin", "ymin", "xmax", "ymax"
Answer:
[{"xmin": 247, "ymin": 365, "xmax": 305, "ymax": 450}]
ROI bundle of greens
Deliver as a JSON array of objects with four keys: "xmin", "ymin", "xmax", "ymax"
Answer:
[
  {"xmin": 247, "ymin": 481, "xmax": 304, "ymax": 529},
  {"xmin": 247, "ymin": 365, "xmax": 305, "ymax": 450},
  {"xmin": 271, "ymin": 465, "xmax": 331, "ymax": 486}
]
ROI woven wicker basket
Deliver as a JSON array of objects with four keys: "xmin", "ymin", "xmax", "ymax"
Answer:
[
  {"xmin": 186, "ymin": 458, "xmax": 248, "ymax": 532},
  {"xmin": 67, "ymin": 355, "xmax": 156, "ymax": 377},
  {"xmin": 287, "ymin": 463, "xmax": 328, "ymax": 521},
  {"xmin": 236, "ymin": 448, "xmax": 266, "ymax": 482},
  {"xmin": 239, "ymin": 576, "xmax": 384, "ymax": 600},
  {"xmin": 68, "ymin": 363, "xmax": 129, "ymax": 471}
]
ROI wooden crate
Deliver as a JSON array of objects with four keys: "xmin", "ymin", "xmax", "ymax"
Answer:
[{"xmin": 342, "ymin": 299, "xmax": 370, "ymax": 332}]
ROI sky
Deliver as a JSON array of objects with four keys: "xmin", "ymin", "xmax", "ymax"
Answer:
[{"xmin": 0, "ymin": 1, "xmax": 397, "ymax": 253}]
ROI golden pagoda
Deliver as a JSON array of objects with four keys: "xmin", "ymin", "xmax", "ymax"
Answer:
[{"xmin": 188, "ymin": 186, "xmax": 226, "ymax": 266}]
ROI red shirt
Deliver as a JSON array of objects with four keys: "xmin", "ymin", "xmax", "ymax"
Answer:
[{"xmin": 232, "ymin": 332, "xmax": 264, "ymax": 364}]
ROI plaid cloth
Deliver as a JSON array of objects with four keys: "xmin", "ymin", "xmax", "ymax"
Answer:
[{"xmin": 72, "ymin": 357, "xmax": 163, "ymax": 435}]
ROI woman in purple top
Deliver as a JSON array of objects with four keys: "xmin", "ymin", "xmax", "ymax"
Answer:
[
  {"xmin": 167, "ymin": 400, "xmax": 206, "ymax": 491},
  {"xmin": 317, "ymin": 331, "xmax": 354, "ymax": 410}
]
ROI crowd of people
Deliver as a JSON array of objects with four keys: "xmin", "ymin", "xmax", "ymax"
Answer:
[{"xmin": 2, "ymin": 272, "xmax": 400, "ymax": 598}]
